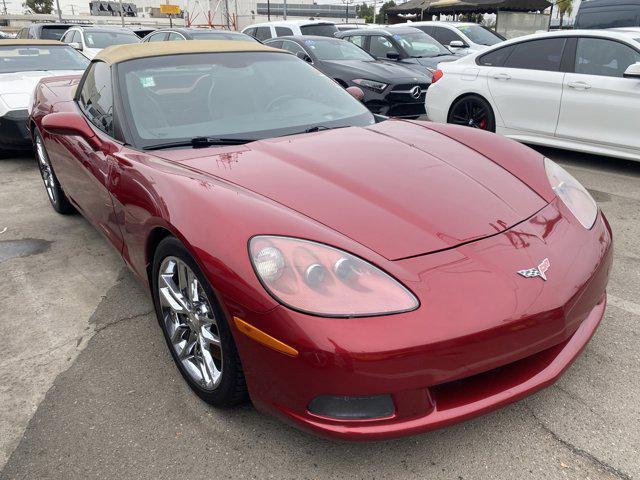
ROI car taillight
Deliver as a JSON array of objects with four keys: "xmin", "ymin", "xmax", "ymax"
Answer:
[{"xmin": 432, "ymin": 69, "xmax": 444, "ymax": 83}]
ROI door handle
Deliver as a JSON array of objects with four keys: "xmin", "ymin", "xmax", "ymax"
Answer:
[
  {"xmin": 492, "ymin": 73, "xmax": 511, "ymax": 80},
  {"xmin": 567, "ymin": 81, "xmax": 591, "ymax": 90}
]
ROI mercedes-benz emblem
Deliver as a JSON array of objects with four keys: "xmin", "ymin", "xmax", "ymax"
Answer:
[{"xmin": 409, "ymin": 86, "xmax": 422, "ymax": 99}]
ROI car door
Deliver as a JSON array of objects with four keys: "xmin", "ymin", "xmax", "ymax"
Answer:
[
  {"xmin": 486, "ymin": 37, "xmax": 567, "ymax": 136},
  {"xmin": 58, "ymin": 62, "xmax": 123, "ymax": 250},
  {"xmin": 556, "ymin": 36, "xmax": 640, "ymax": 151}
]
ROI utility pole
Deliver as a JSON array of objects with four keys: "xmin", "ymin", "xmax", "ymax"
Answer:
[
  {"xmin": 119, "ymin": 0, "xmax": 125, "ymax": 27},
  {"xmin": 283, "ymin": 0, "xmax": 287, "ymax": 20},
  {"xmin": 224, "ymin": 0, "xmax": 230, "ymax": 28},
  {"xmin": 55, "ymin": 0, "xmax": 62, "ymax": 21},
  {"xmin": 2, "ymin": 0, "xmax": 7, "ymax": 15},
  {"xmin": 373, "ymin": 0, "xmax": 376, "ymax": 23},
  {"xmin": 267, "ymin": 0, "xmax": 270, "ymax": 20}
]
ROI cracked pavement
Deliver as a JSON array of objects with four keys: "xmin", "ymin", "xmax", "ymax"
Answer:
[{"xmin": 0, "ymin": 146, "xmax": 639, "ymax": 479}]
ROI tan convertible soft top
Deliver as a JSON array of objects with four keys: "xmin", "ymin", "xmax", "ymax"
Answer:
[
  {"xmin": 95, "ymin": 39, "xmax": 283, "ymax": 65},
  {"xmin": 0, "ymin": 39, "xmax": 63, "ymax": 47}
]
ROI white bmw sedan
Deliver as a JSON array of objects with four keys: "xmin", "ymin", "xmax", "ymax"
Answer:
[{"xmin": 425, "ymin": 30, "xmax": 640, "ymax": 162}]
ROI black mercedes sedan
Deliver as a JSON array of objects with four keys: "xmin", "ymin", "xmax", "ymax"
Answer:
[
  {"xmin": 265, "ymin": 35, "xmax": 431, "ymax": 118},
  {"xmin": 336, "ymin": 27, "xmax": 461, "ymax": 78}
]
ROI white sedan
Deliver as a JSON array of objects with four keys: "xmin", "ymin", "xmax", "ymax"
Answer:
[
  {"xmin": 426, "ymin": 30, "xmax": 640, "ymax": 162},
  {"xmin": 0, "ymin": 40, "xmax": 88, "ymax": 151}
]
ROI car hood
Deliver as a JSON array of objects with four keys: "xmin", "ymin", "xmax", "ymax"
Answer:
[
  {"xmin": 322, "ymin": 59, "xmax": 430, "ymax": 82},
  {"xmin": 0, "ymin": 70, "xmax": 85, "ymax": 111},
  {"xmin": 156, "ymin": 120, "xmax": 547, "ymax": 260}
]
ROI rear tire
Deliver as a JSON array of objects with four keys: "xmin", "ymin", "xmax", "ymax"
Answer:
[
  {"xmin": 447, "ymin": 95, "xmax": 496, "ymax": 132},
  {"xmin": 152, "ymin": 236, "xmax": 248, "ymax": 407},
  {"xmin": 34, "ymin": 129, "xmax": 75, "ymax": 214}
]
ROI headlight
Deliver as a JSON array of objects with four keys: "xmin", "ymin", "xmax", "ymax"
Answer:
[
  {"xmin": 352, "ymin": 78, "xmax": 388, "ymax": 93},
  {"xmin": 544, "ymin": 157, "xmax": 597, "ymax": 229},
  {"xmin": 249, "ymin": 236, "xmax": 418, "ymax": 317}
]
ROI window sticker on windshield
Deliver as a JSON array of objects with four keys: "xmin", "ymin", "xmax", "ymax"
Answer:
[
  {"xmin": 304, "ymin": 40, "xmax": 315, "ymax": 46},
  {"xmin": 140, "ymin": 76, "xmax": 155, "ymax": 88},
  {"xmin": 392, "ymin": 34, "xmax": 401, "ymax": 40}
]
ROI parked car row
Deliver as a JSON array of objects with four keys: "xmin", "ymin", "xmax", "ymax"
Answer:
[{"xmin": 24, "ymin": 38, "xmax": 613, "ymax": 441}]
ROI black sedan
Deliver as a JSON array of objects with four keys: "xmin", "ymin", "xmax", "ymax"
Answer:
[
  {"xmin": 265, "ymin": 35, "xmax": 431, "ymax": 118},
  {"xmin": 141, "ymin": 27, "xmax": 258, "ymax": 43},
  {"xmin": 336, "ymin": 27, "xmax": 461, "ymax": 77}
]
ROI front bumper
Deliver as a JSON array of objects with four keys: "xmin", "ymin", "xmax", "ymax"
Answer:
[
  {"xmin": 229, "ymin": 200, "xmax": 613, "ymax": 440},
  {"xmin": 362, "ymin": 83, "xmax": 429, "ymax": 118},
  {"xmin": 0, "ymin": 109, "xmax": 32, "ymax": 151}
]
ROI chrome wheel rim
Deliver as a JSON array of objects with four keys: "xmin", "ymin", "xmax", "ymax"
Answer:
[
  {"xmin": 158, "ymin": 257, "xmax": 223, "ymax": 390},
  {"xmin": 35, "ymin": 134, "xmax": 57, "ymax": 203}
]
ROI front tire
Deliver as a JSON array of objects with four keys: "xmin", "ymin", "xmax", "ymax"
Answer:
[
  {"xmin": 447, "ymin": 95, "xmax": 496, "ymax": 132},
  {"xmin": 152, "ymin": 236, "xmax": 247, "ymax": 407},
  {"xmin": 34, "ymin": 129, "xmax": 75, "ymax": 214}
]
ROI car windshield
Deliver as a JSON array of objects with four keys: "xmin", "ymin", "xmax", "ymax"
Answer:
[
  {"xmin": 84, "ymin": 30, "xmax": 139, "ymax": 48},
  {"xmin": 40, "ymin": 26, "xmax": 70, "ymax": 40},
  {"xmin": 118, "ymin": 51, "xmax": 375, "ymax": 149},
  {"xmin": 300, "ymin": 24, "xmax": 339, "ymax": 37},
  {"xmin": 303, "ymin": 38, "xmax": 374, "ymax": 61},
  {"xmin": 0, "ymin": 45, "xmax": 89, "ymax": 73},
  {"xmin": 455, "ymin": 24, "xmax": 504, "ymax": 46},
  {"xmin": 393, "ymin": 31, "xmax": 451, "ymax": 57},
  {"xmin": 189, "ymin": 31, "xmax": 257, "ymax": 42}
]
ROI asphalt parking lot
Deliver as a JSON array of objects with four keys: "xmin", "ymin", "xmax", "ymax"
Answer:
[{"xmin": 0, "ymin": 145, "xmax": 639, "ymax": 480}]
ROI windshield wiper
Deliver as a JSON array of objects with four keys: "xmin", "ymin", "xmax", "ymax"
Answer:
[
  {"xmin": 143, "ymin": 136, "xmax": 253, "ymax": 151},
  {"xmin": 301, "ymin": 125, "xmax": 351, "ymax": 134}
]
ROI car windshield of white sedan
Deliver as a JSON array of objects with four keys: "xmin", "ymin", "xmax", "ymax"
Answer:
[
  {"xmin": 0, "ymin": 45, "xmax": 89, "ymax": 73},
  {"xmin": 85, "ymin": 30, "xmax": 139, "ymax": 48},
  {"xmin": 455, "ymin": 25, "xmax": 504, "ymax": 46},
  {"xmin": 119, "ymin": 52, "xmax": 375, "ymax": 149},
  {"xmin": 393, "ymin": 32, "xmax": 451, "ymax": 57},
  {"xmin": 303, "ymin": 38, "xmax": 375, "ymax": 61}
]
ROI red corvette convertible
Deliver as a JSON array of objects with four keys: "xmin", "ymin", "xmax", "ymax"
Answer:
[{"xmin": 30, "ymin": 41, "xmax": 612, "ymax": 440}]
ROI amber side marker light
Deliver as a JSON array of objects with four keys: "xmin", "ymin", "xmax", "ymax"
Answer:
[{"xmin": 233, "ymin": 316, "xmax": 299, "ymax": 357}]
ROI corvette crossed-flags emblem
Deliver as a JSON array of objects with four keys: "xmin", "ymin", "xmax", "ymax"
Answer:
[{"xmin": 517, "ymin": 258, "xmax": 551, "ymax": 281}]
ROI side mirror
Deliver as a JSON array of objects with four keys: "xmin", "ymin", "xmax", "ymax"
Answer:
[
  {"xmin": 448, "ymin": 40, "xmax": 467, "ymax": 49},
  {"xmin": 386, "ymin": 51, "xmax": 400, "ymax": 60},
  {"xmin": 69, "ymin": 42, "xmax": 82, "ymax": 51},
  {"xmin": 346, "ymin": 86, "xmax": 365, "ymax": 101},
  {"xmin": 42, "ymin": 112, "xmax": 102, "ymax": 150},
  {"xmin": 623, "ymin": 62, "xmax": 640, "ymax": 78},
  {"xmin": 296, "ymin": 51, "xmax": 313, "ymax": 63}
]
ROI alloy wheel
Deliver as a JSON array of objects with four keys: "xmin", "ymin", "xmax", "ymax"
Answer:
[
  {"xmin": 158, "ymin": 257, "xmax": 223, "ymax": 390},
  {"xmin": 35, "ymin": 134, "xmax": 57, "ymax": 204},
  {"xmin": 450, "ymin": 98, "xmax": 489, "ymax": 130}
]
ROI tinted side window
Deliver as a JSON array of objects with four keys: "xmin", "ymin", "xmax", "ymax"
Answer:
[
  {"xmin": 147, "ymin": 32, "xmax": 167, "ymax": 42},
  {"xmin": 370, "ymin": 35, "xmax": 397, "ymax": 58},
  {"xmin": 280, "ymin": 40, "xmax": 306, "ymax": 56},
  {"xmin": 431, "ymin": 26, "xmax": 463, "ymax": 45},
  {"xmin": 575, "ymin": 37, "xmax": 640, "ymax": 77},
  {"xmin": 267, "ymin": 40, "xmax": 283, "ymax": 48},
  {"xmin": 167, "ymin": 32, "xmax": 184, "ymax": 41},
  {"xmin": 243, "ymin": 27, "xmax": 256, "ymax": 38},
  {"xmin": 347, "ymin": 35, "xmax": 365, "ymax": 48},
  {"xmin": 504, "ymin": 38, "xmax": 566, "ymax": 71},
  {"xmin": 79, "ymin": 62, "xmax": 114, "ymax": 136},
  {"xmin": 576, "ymin": 9, "xmax": 640, "ymax": 29},
  {"xmin": 255, "ymin": 27, "xmax": 272, "ymax": 41},
  {"xmin": 275, "ymin": 26, "xmax": 293, "ymax": 37},
  {"xmin": 478, "ymin": 45, "xmax": 515, "ymax": 66}
]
